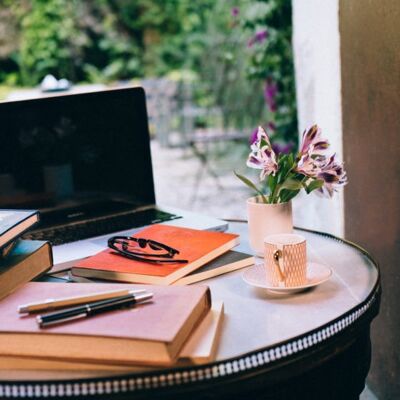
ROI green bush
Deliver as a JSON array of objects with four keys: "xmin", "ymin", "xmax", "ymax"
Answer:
[
  {"xmin": 0, "ymin": 0, "xmax": 297, "ymax": 144},
  {"xmin": 17, "ymin": 0, "xmax": 84, "ymax": 85},
  {"xmin": 237, "ymin": 0, "xmax": 298, "ymax": 146}
]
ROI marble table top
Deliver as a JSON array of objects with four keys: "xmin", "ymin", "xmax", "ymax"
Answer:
[{"xmin": 0, "ymin": 222, "xmax": 379, "ymax": 387}]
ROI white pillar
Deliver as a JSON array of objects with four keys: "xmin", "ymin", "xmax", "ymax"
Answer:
[{"xmin": 292, "ymin": 0, "xmax": 344, "ymax": 236}]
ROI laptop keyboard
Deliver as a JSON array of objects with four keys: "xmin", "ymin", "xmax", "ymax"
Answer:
[{"xmin": 24, "ymin": 209, "xmax": 182, "ymax": 246}]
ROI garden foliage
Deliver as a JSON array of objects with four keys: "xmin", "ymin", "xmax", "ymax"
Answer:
[{"xmin": 0, "ymin": 0, "xmax": 297, "ymax": 143}]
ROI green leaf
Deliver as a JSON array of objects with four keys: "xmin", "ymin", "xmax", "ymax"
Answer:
[
  {"xmin": 267, "ymin": 174, "xmax": 277, "ymax": 195},
  {"xmin": 280, "ymin": 188, "xmax": 300, "ymax": 203},
  {"xmin": 234, "ymin": 171, "xmax": 268, "ymax": 203},
  {"xmin": 279, "ymin": 178, "xmax": 303, "ymax": 191},
  {"xmin": 305, "ymin": 179, "xmax": 324, "ymax": 194},
  {"xmin": 288, "ymin": 153, "xmax": 295, "ymax": 168},
  {"xmin": 276, "ymin": 154, "xmax": 295, "ymax": 184}
]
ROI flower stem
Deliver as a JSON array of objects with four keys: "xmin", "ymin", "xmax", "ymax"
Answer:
[{"xmin": 269, "ymin": 182, "xmax": 280, "ymax": 204}]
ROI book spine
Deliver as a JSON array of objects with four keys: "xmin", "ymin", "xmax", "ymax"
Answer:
[{"xmin": 166, "ymin": 287, "xmax": 212, "ymax": 361}]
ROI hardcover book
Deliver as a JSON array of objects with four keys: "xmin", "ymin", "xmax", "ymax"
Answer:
[
  {"xmin": 179, "ymin": 301, "xmax": 224, "ymax": 364},
  {"xmin": 72, "ymin": 224, "xmax": 239, "ymax": 285},
  {"xmin": 0, "ymin": 209, "xmax": 39, "ymax": 251},
  {"xmin": 173, "ymin": 251, "xmax": 254, "ymax": 285},
  {"xmin": 0, "ymin": 240, "xmax": 17, "ymax": 258},
  {"xmin": 0, "ymin": 302, "xmax": 224, "ymax": 371},
  {"xmin": 0, "ymin": 240, "xmax": 52, "ymax": 301},
  {"xmin": 0, "ymin": 282, "xmax": 211, "ymax": 366}
]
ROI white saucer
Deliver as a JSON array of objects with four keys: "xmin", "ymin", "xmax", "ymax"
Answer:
[{"xmin": 242, "ymin": 262, "xmax": 332, "ymax": 294}]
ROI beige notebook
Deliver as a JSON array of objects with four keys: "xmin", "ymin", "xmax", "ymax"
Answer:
[
  {"xmin": 0, "ymin": 282, "xmax": 211, "ymax": 366},
  {"xmin": 179, "ymin": 301, "xmax": 224, "ymax": 364},
  {"xmin": 0, "ymin": 302, "xmax": 224, "ymax": 370}
]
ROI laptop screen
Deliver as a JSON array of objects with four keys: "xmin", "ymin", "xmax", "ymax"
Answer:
[{"xmin": 0, "ymin": 87, "xmax": 156, "ymax": 227}]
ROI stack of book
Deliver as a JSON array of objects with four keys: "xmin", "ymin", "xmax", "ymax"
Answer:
[
  {"xmin": 0, "ymin": 222, "xmax": 253, "ymax": 369},
  {"xmin": 0, "ymin": 209, "xmax": 52, "ymax": 301},
  {"xmin": 71, "ymin": 224, "xmax": 254, "ymax": 286},
  {"xmin": 0, "ymin": 282, "xmax": 224, "ymax": 368}
]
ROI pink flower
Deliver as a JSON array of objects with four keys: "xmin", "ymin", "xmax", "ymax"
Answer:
[
  {"xmin": 296, "ymin": 124, "xmax": 330, "ymax": 178},
  {"xmin": 299, "ymin": 125, "xmax": 329, "ymax": 156},
  {"xmin": 246, "ymin": 126, "xmax": 278, "ymax": 180},
  {"xmin": 296, "ymin": 153, "xmax": 323, "ymax": 178},
  {"xmin": 250, "ymin": 122, "xmax": 276, "ymax": 145},
  {"xmin": 249, "ymin": 128, "xmax": 258, "ymax": 145},
  {"xmin": 317, "ymin": 154, "xmax": 348, "ymax": 197}
]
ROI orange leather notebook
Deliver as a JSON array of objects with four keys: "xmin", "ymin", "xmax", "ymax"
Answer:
[
  {"xmin": 72, "ymin": 224, "xmax": 239, "ymax": 285},
  {"xmin": 0, "ymin": 282, "xmax": 211, "ymax": 366}
]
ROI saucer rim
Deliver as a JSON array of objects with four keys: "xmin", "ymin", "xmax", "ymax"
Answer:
[{"xmin": 242, "ymin": 261, "xmax": 332, "ymax": 292}]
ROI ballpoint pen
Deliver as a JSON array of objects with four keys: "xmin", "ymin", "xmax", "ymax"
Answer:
[
  {"xmin": 37, "ymin": 292, "xmax": 153, "ymax": 328},
  {"xmin": 18, "ymin": 288, "xmax": 147, "ymax": 314}
]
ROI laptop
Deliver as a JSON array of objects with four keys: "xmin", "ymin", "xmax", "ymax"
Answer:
[{"xmin": 0, "ymin": 87, "xmax": 228, "ymax": 264}]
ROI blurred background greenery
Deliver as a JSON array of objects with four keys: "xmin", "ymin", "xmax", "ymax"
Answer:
[{"xmin": 0, "ymin": 0, "xmax": 297, "ymax": 146}]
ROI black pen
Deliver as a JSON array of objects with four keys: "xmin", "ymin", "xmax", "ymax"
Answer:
[{"xmin": 36, "ymin": 292, "xmax": 153, "ymax": 328}]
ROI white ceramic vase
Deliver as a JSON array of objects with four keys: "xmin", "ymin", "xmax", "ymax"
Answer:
[{"xmin": 246, "ymin": 196, "xmax": 293, "ymax": 256}]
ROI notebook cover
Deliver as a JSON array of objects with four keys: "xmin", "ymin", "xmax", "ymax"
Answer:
[
  {"xmin": 72, "ymin": 224, "xmax": 239, "ymax": 285},
  {"xmin": 174, "ymin": 251, "xmax": 254, "ymax": 285},
  {"xmin": 0, "ymin": 282, "xmax": 210, "ymax": 343},
  {"xmin": 0, "ymin": 209, "xmax": 39, "ymax": 250}
]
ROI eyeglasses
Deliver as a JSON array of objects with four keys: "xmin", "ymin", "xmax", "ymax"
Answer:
[{"xmin": 108, "ymin": 236, "xmax": 188, "ymax": 264}]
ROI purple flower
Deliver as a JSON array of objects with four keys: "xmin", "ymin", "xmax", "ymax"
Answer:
[
  {"xmin": 299, "ymin": 124, "xmax": 329, "ymax": 156},
  {"xmin": 248, "ymin": 29, "xmax": 269, "ymax": 47},
  {"xmin": 272, "ymin": 141, "xmax": 294, "ymax": 155},
  {"xmin": 316, "ymin": 154, "xmax": 348, "ymax": 197},
  {"xmin": 296, "ymin": 124, "xmax": 331, "ymax": 177},
  {"xmin": 231, "ymin": 7, "xmax": 239, "ymax": 17},
  {"xmin": 256, "ymin": 30, "xmax": 268, "ymax": 41},
  {"xmin": 264, "ymin": 79, "xmax": 278, "ymax": 112},
  {"xmin": 296, "ymin": 153, "xmax": 325, "ymax": 178},
  {"xmin": 246, "ymin": 126, "xmax": 278, "ymax": 180},
  {"xmin": 250, "ymin": 122, "xmax": 276, "ymax": 145},
  {"xmin": 249, "ymin": 128, "xmax": 258, "ymax": 145}
]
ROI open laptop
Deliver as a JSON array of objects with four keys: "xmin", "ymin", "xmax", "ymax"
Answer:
[{"xmin": 0, "ymin": 87, "xmax": 227, "ymax": 264}]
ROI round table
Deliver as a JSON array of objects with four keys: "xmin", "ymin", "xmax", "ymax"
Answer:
[{"xmin": 0, "ymin": 222, "xmax": 380, "ymax": 399}]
